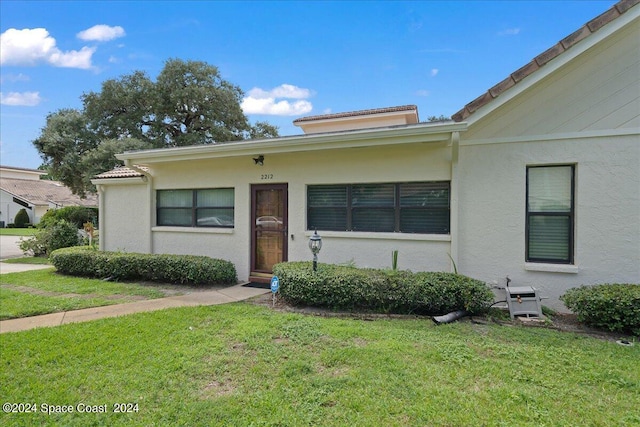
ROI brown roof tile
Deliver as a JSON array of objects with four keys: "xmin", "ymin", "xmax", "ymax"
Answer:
[
  {"xmin": 587, "ymin": 6, "xmax": 621, "ymax": 32},
  {"xmin": 616, "ymin": 0, "xmax": 640, "ymax": 13},
  {"xmin": 452, "ymin": 0, "xmax": 638, "ymax": 122},
  {"xmin": 535, "ymin": 43, "xmax": 565, "ymax": 67},
  {"xmin": 560, "ymin": 25, "xmax": 592, "ymax": 49},
  {"xmin": 93, "ymin": 166, "xmax": 148, "ymax": 180},
  {"xmin": 511, "ymin": 60, "xmax": 540, "ymax": 83}
]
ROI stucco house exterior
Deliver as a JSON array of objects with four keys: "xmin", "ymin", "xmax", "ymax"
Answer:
[
  {"xmin": 93, "ymin": 0, "xmax": 639, "ymax": 310},
  {"xmin": 0, "ymin": 165, "xmax": 97, "ymax": 227}
]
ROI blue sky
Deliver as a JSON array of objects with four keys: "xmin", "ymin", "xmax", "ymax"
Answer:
[{"xmin": 1, "ymin": 0, "xmax": 616, "ymax": 169}]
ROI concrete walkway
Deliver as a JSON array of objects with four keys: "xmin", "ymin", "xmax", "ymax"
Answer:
[
  {"xmin": 0, "ymin": 283, "xmax": 270, "ymax": 334},
  {"xmin": 0, "ymin": 261, "xmax": 53, "ymax": 274}
]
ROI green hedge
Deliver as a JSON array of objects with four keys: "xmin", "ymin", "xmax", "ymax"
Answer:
[
  {"xmin": 272, "ymin": 262, "xmax": 493, "ymax": 315},
  {"xmin": 38, "ymin": 206, "xmax": 98, "ymax": 229},
  {"xmin": 50, "ymin": 247, "xmax": 237, "ymax": 286},
  {"xmin": 561, "ymin": 284, "xmax": 640, "ymax": 336}
]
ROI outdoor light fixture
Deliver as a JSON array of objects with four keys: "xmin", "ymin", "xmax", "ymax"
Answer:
[{"xmin": 308, "ymin": 229, "xmax": 322, "ymax": 272}]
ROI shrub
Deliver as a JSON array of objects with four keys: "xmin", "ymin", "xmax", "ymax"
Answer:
[
  {"xmin": 19, "ymin": 220, "xmax": 82, "ymax": 256},
  {"xmin": 38, "ymin": 206, "xmax": 98, "ymax": 229},
  {"xmin": 272, "ymin": 262, "xmax": 493, "ymax": 315},
  {"xmin": 50, "ymin": 247, "xmax": 237, "ymax": 286},
  {"xmin": 14, "ymin": 208, "xmax": 30, "ymax": 228},
  {"xmin": 561, "ymin": 284, "xmax": 640, "ymax": 335}
]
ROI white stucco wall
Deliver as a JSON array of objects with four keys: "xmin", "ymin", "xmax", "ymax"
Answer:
[
  {"xmin": 0, "ymin": 190, "xmax": 34, "ymax": 226},
  {"xmin": 456, "ymin": 135, "xmax": 640, "ymax": 310},
  {"xmin": 455, "ymin": 14, "xmax": 640, "ymax": 311},
  {"xmin": 98, "ymin": 180, "xmax": 151, "ymax": 253}
]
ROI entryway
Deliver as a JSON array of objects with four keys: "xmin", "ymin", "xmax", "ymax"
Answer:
[{"xmin": 250, "ymin": 184, "xmax": 288, "ymax": 282}]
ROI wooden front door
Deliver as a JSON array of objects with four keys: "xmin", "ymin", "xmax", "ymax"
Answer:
[{"xmin": 251, "ymin": 184, "xmax": 288, "ymax": 277}]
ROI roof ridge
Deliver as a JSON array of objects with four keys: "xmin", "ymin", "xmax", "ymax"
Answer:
[{"xmin": 452, "ymin": 0, "xmax": 639, "ymax": 122}]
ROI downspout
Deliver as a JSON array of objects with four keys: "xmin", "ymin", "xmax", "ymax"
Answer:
[
  {"xmin": 449, "ymin": 131, "xmax": 460, "ymax": 273},
  {"xmin": 96, "ymin": 185, "xmax": 105, "ymax": 251},
  {"xmin": 123, "ymin": 161, "xmax": 154, "ymax": 254}
]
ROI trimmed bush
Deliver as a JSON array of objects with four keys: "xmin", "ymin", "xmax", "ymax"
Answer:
[
  {"xmin": 19, "ymin": 220, "xmax": 81, "ymax": 256},
  {"xmin": 561, "ymin": 284, "xmax": 640, "ymax": 335},
  {"xmin": 14, "ymin": 208, "xmax": 30, "ymax": 228},
  {"xmin": 50, "ymin": 247, "xmax": 237, "ymax": 286},
  {"xmin": 38, "ymin": 206, "xmax": 98, "ymax": 229},
  {"xmin": 272, "ymin": 262, "xmax": 493, "ymax": 315}
]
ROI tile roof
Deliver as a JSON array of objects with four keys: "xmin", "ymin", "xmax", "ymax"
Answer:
[
  {"xmin": 92, "ymin": 166, "xmax": 149, "ymax": 180},
  {"xmin": 293, "ymin": 105, "xmax": 418, "ymax": 123},
  {"xmin": 0, "ymin": 165, "xmax": 45, "ymax": 174},
  {"xmin": 452, "ymin": 0, "xmax": 639, "ymax": 122},
  {"xmin": 0, "ymin": 177, "xmax": 97, "ymax": 207}
]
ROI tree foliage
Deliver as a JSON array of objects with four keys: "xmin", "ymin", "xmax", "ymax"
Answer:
[{"xmin": 34, "ymin": 59, "xmax": 279, "ymax": 196}]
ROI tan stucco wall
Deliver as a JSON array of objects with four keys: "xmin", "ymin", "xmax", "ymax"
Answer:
[{"xmin": 106, "ymin": 141, "xmax": 454, "ymax": 281}]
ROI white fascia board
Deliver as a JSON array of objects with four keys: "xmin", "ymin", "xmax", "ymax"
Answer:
[
  {"xmin": 116, "ymin": 122, "xmax": 467, "ymax": 164},
  {"xmin": 466, "ymin": 8, "xmax": 640, "ymax": 126}
]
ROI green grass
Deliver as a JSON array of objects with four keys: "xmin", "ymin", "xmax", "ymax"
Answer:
[
  {"xmin": 0, "ymin": 228, "xmax": 38, "ymax": 236},
  {"xmin": 0, "ymin": 269, "xmax": 169, "ymax": 320},
  {"xmin": 1, "ymin": 304, "xmax": 638, "ymax": 426},
  {"xmin": 2, "ymin": 257, "xmax": 50, "ymax": 265}
]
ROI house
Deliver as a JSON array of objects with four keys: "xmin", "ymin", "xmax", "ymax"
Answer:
[
  {"xmin": 0, "ymin": 165, "xmax": 98, "ymax": 227},
  {"xmin": 93, "ymin": 0, "xmax": 639, "ymax": 311}
]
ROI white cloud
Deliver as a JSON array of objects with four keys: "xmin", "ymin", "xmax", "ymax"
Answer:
[
  {"xmin": 0, "ymin": 91, "xmax": 41, "ymax": 106},
  {"xmin": 242, "ymin": 84, "xmax": 314, "ymax": 116},
  {"xmin": 0, "ymin": 73, "xmax": 30, "ymax": 83},
  {"xmin": 77, "ymin": 25, "xmax": 125, "ymax": 42},
  {"xmin": 0, "ymin": 28, "xmax": 95, "ymax": 69},
  {"xmin": 416, "ymin": 89, "xmax": 430, "ymax": 97},
  {"xmin": 498, "ymin": 28, "xmax": 521, "ymax": 36},
  {"xmin": 430, "ymin": 68, "xmax": 439, "ymax": 77}
]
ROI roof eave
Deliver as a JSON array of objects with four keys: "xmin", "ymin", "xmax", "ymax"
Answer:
[
  {"xmin": 116, "ymin": 122, "xmax": 467, "ymax": 165},
  {"xmin": 453, "ymin": 1, "xmax": 639, "ymax": 124}
]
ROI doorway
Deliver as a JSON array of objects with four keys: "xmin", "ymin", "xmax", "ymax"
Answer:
[{"xmin": 250, "ymin": 184, "xmax": 288, "ymax": 279}]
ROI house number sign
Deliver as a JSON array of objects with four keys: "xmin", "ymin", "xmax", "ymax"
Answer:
[
  {"xmin": 270, "ymin": 276, "xmax": 279, "ymax": 307},
  {"xmin": 260, "ymin": 173, "xmax": 274, "ymax": 180}
]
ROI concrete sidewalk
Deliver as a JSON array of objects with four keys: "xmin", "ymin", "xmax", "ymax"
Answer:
[
  {"xmin": 0, "ymin": 261, "xmax": 53, "ymax": 274},
  {"xmin": 0, "ymin": 283, "xmax": 270, "ymax": 334}
]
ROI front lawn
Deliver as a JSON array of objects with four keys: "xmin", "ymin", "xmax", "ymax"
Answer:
[
  {"xmin": 2, "ymin": 256, "xmax": 50, "ymax": 265},
  {"xmin": 0, "ymin": 269, "xmax": 170, "ymax": 320},
  {"xmin": 0, "ymin": 228, "xmax": 38, "ymax": 236},
  {"xmin": 1, "ymin": 304, "xmax": 638, "ymax": 426}
]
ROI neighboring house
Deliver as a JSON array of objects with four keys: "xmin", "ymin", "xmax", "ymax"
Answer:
[
  {"xmin": 0, "ymin": 166, "xmax": 97, "ymax": 226},
  {"xmin": 93, "ymin": 1, "xmax": 639, "ymax": 311}
]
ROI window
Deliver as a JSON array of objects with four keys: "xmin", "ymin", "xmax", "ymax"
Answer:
[
  {"xmin": 307, "ymin": 182, "xmax": 450, "ymax": 234},
  {"xmin": 157, "ymin": 188, "xmax": 234, "ymax": 227},
  {"xmin": 526, "ymin": 165, "xmax": 574, "ymax": 263}
]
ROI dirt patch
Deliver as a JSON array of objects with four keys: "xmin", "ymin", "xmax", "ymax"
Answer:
[{"xmin": 249, "ymin": 293, "xmax": 636, "ymax": 343}]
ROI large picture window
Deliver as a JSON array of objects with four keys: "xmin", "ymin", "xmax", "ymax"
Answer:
[
  {"xmin": 526, "ymin": 165, "xmax": 574, "ymax": 263},
  {"xmin": 157, "ymin": 188, "xmax": 234, "ymax": 227},
  {"xmin": 308, "ymin": 182, "xmax": 450, "ymax": 234}
]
